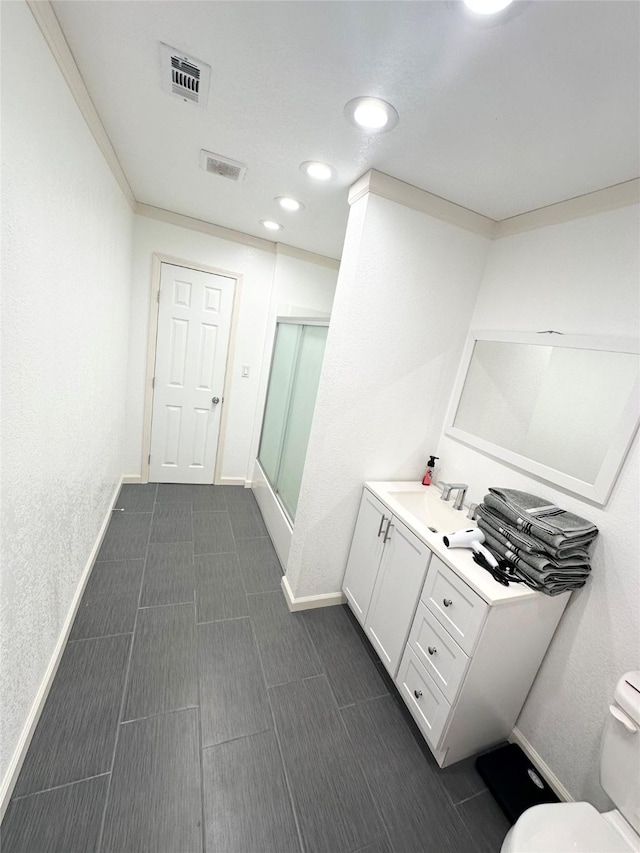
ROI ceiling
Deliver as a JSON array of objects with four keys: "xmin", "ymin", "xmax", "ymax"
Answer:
[{"xmin": 52, "ymin": 1, "xmax": 640, "ymax": 260}]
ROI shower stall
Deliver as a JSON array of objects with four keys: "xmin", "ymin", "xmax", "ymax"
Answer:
[{"xmin": 253, "ymin": 317, "xmax": 328, "ymax": 567}]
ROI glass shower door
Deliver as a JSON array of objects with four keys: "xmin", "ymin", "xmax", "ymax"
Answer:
[{"xmin": 258, "ymin": 320, "xmax": 328, "ymax": 523}]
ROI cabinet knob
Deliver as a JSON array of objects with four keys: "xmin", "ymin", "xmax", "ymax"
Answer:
[
  {"xmin": 443, "ymin": 598, "xmax": 453, "ymax": 608},
  {"xmin": 414, "ymin": 689, "xmax": 423, "ymax": 699},
  {"xmin": 377, "ymin": 515, "xmax": 387, "ymax": 538},
  {"xmin": 428, "ymin": 646, "xmax": 437, "ymax": 656}
]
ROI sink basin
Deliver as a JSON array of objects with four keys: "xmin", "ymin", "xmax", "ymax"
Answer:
[{"xmin": 387, "ymin": 490, "xmax": 471, "ymax": 534}]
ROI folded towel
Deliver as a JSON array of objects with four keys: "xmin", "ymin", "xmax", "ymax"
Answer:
[
  {"xmin": 485, "ymin": 488, "xmax": 598, "ymax": 549},
  {"xmin": 482, "ymin": 528, "xmax": 591, "ymax": 577},
  {"xmin": 478, "ymin": 519, "xmax": 591, "ymax": 570},
  {"xmin": 482, "ymin": 529, "xmax": 590, "ymax": 595},
  {"xmin": 476, "ymin": 505, "xmax": 594, "ymax": 560}
]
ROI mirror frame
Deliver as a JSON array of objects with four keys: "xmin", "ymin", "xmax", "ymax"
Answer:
[{"xmin": 444, "ymin": 330, "xmax": 640, "ymax": 505}]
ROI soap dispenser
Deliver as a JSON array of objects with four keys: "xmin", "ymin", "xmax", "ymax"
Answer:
[{"xmin": 422, "ymin": 455, "xmax": 439, "ymax": 486}]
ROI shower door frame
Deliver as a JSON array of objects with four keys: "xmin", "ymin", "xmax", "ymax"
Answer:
[{"xmin": 257, "ymin": 316, "xmax": 329, "ymax": 528}]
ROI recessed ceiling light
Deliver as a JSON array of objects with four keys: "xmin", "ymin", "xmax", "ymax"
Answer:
[
  {"xmin": 344, "ymin": 97, "xmax": 399, "ymax": 132},
  {"xmin": 275, "ymin": 197, "xmax": 305, "ymax": 212},
  {"xmin": 260, "ymin": 220, "xmax": 283, "ymax": 231},
  {"xmin": 300, "ymin": 161, "xmax": 336, "ymax": 182},
  {"xmin": 463, "ymin": 0, "xmax": 514, "ymax": 14}
]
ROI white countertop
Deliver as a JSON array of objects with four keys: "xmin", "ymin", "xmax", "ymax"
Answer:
[{"xmin": 364, "ymin": 481, "xmax": 547, "ymax": 605}]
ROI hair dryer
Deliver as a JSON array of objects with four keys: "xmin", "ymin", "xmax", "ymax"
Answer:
[{"xmin": 442, "ymin": 528, "xmax": 499, "ymax": 569}]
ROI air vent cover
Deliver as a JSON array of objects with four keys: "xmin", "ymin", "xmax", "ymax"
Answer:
[
  {"xmin": 199, "ymin": 150, "xmax": 247, "ymax": 182},
  {"xmin": 160, "ymin": 43, "xmax": 211, "ymax": 107}
]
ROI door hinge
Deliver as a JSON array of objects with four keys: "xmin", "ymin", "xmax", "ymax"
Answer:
[
  {"xmin": 157, "ymin": 290, "xmax": 161, "ymax": 303},
  {"xmin": 148, "ymin": 454, "xmax": 151, "ymax": 464},
  {"xmin": 151, "ymin": 377, "xmax": 155, "ymax": 389}
]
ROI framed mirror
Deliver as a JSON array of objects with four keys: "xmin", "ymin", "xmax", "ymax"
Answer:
[{"xmin": 444, "ymin": 330, "xmax": 640, "ymax": 504}]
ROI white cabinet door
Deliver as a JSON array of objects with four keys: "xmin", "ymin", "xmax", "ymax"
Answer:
[
  {"xmin": 365, "ymin": 517, "xmax": 432, "ymax": 676},
  {"xmin": 342, "ymin": 490, "xmax": 388, "ymax": 626}
]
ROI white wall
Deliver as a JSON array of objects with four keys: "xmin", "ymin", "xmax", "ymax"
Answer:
[
  {"xmin": 0, "ymin": 1, "xmax": 133, "ymax": 789},
  {"xmin": 437, "ymin": 203, "xmax": 640, "ymax": 807},
  {"xmin": 125, "ymin": 219, "xmax": 338, "ymax": 483},
  {"xmin": 286, "ymin": 192, "xmax": 491, "ymax": 598}
]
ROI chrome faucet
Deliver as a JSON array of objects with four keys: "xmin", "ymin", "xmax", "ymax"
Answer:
[{"xmin": 440, "ymin": 482, "xmax": 469, "ymax": 511}]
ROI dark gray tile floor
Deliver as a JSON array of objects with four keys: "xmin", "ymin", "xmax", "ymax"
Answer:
[{"xmin": 1, "ymin": 484, "xmax": 511, "ymax": 853}]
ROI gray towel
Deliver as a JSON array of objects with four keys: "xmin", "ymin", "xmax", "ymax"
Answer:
[
  {"xmin": 482, "ymin": 528, "xmax": 591, "ymax": 577},
  {"xmin": 485, "ymin": 488, "xmax": 598, "ymax": 549},
  {"xmin": 476, "ymin": 505, "xmax": 594, "ymax": 560},
  {"xmin": 481, "ymin": 529, "xmax": 589, "ymax": 595},
  {"xmin": 478, "ymin": 519, "xmax": 591, "ymax": 570}
]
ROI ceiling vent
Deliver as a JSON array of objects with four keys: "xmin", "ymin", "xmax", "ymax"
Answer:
[
  {"xmin": 160, "ymin": 43, "xmax": 210, "ymax": 107},
  {"xmin": 199, "ymin": 150, "xmax": 247, "ymax": 182}
]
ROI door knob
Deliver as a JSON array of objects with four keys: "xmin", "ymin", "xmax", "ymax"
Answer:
[{"xmin": 212, "ymin": 397, "xmax": 220, "ymax": 405}]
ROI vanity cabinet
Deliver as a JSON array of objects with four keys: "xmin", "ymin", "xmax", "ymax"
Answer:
[{"xmin": 343, "ymin": 484, "xmax": 571, "ymax": 768}]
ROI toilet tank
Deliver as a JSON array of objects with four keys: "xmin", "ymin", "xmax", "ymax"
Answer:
[{"xmin": 600, "ymin": 671, "xmax": 640, "ymax": 836}]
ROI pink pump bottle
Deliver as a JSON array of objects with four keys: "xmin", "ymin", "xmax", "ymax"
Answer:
[{"xmin": 422, "ymin": 455, "xmax": 439, "ymax": 486}]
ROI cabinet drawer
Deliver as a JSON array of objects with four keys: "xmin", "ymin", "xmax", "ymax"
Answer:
[
  {"xmin": 421, "ymin": 556, "xmax": 488, "ymax": 655},
  {"xmin": 408, "ymin": 602, "xmax": 469, "ymax": 704},
  {"xmin": 396, "ymin": 646, "xmax": 451, "ymax": 749}
]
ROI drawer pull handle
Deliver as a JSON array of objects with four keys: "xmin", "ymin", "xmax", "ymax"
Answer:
[
  {"xmin": 428, "ymin": 646, "xmax": 437, "ymax": 656},
  {"xmin": 377, "ymin": 515, "xmax": 386, "ymax": 538},
  {"xmin": 414, "ymin": 689, "xmax": 423, "ymax": 699},
  {"xmin": 443, "ymin": 598, "xmax": 453, "ymax": 607}
]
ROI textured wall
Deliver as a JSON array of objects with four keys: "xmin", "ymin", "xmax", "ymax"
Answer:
[
  {"xmin": 0, "ymin": 2, "xmax": 133, "ymax": 785},
  {"xmin": 286, "ymin": 193, "xmax": 490, "ymax": 597},
  {"xmin": 437, "ymin": 203, "xmax": 640, "ymax": 807},
  {"xmin": 125, "ymin": 217, "xmax": 337, "ymax": 482}
]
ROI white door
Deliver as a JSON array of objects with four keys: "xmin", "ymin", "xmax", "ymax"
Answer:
[{"xmin": 149, "ymin": 263, "xmax": 235, "ymax": 484}]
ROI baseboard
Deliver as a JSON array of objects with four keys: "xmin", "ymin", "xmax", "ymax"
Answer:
[
  {"xmin": 122, "ymin": 474, "xmax": 142, "ymax": 484},
  {"xmin": 0, "ymin": 476, "xmax": 124, "ymax": 821},
  {"xmin": 217, "ymin": 476, "xmax": 248, "ymax": 486},
  {"xmin": 509, "ymin": 726, "xmax": 573, "ymax": 803},
  {"xmin": 281, "ymin": 575, "xmax": 346, "ymax": 612}
]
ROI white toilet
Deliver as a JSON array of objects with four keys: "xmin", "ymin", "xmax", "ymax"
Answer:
[{"xmin": 501, "ymin": 671, "xmax": 640, "ymax": 853}]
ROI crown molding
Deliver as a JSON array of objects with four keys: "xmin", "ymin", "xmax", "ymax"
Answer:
[
  {"xmin": 276, "ymin": 243, "xmax": 340, "ymax": 269},
  {"xmin": 27, "ymin": 0, "xmax": 136, "ymax": 209},
  {"xmin": 349, "ymin": 170, "xmax": 497, "ymax": 239},
  {"xmin": 494, "ymin": 178, "xmax": 640, "ymax": 238},
  {"xmin": 135, "ymin": 203, "xmax": 277, "ymax": 252},
  {"xmin": 351, "ymin": 170, "xmax": 640, "ymax": 242}
]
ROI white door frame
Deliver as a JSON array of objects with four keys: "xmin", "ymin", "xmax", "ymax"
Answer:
[{"xmin": 141, "ymin": 253, "xmax": 243, "ymax": 484}]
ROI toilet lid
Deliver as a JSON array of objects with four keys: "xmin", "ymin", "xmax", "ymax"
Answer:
[{"xmin": 508, "ymin": 803, "xmax": 636, "ymax": 853}]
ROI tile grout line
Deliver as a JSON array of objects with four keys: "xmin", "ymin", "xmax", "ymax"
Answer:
[
  {"xmin": 237, "ymin": 497, "xmax": 307, "ymax": 851},
  {"xmin": 249, "ymin": 617, "xmax": 307, "ymax": 853},
  {"xmin": 120, "ymin": 704, "xmax": 200, "ymax": 726},
  {"xmin": 138, "ymin": 600, "xmax": 195, "ymax": 610},
  {"xmin": 95, "ymin": 489, "xmax": 155, "ymax": 853},
  {"xmin": 67, "ymin": 631, "xmax": 134, "ymax": 645},
  {"xmin": 196, "ymin": 614, "xmax": 250, "ymax": 627},
  {"xmin": 454, "ymin": 788, "xmax": 490, "ymax": 807},
  {"xmin": 9, "ymin": 772, "xmax": 112, "ymax": 803},
  {"xmin": 335, "ymin": 692, "xmax": 396, "ymax": 853},
  {"xmin": 192, "ymin": 516, "xmax": 207, "ymax": 853}
]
